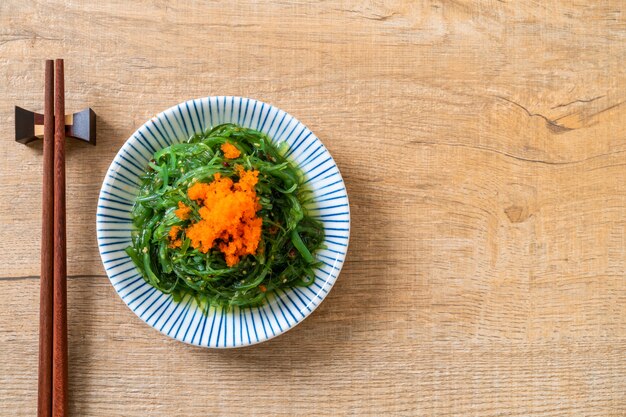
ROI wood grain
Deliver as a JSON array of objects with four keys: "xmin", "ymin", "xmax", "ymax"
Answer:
[{"xmin": 1, "ymin": 1, "xmax": 625, "ymax": 416}]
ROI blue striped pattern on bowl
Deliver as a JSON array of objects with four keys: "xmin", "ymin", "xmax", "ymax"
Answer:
[{"xmin": 97, "ymin": 97, "xmax": 350, "ymax": 348}]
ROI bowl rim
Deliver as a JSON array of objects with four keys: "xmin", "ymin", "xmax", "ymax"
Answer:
[{"xmin": 97, "ymin": 96, "xmax": 350, "ymax": 348}]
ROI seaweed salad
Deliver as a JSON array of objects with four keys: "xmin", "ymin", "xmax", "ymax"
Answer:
[{"xmin": 125, "ymin": 124, "xmax": 325, "ymax": 308}]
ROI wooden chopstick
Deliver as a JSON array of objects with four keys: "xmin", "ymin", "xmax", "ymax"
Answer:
[
  {"xmin": 38, "ymin": 59, "xmax": 54, "ymax": 417},
  {"xmin": 52, "ymin": 58, "xmax": 68, "ymax": 417}
]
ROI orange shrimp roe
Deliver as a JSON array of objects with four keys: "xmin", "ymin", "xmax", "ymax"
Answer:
[
  {"xmin": 175, "ymin": 201, "xmax": 191, "ymax": 220},
  {"xmin": 185, "ymin": 168, "xmax": 262, "ymax": 266},
  {"xmin": 168, "ymin": 225, "xmax": 183, "ymax": 248},
  {"xmin": 221, "ymin": 142, "xmax": 241, "ymax": 159}
]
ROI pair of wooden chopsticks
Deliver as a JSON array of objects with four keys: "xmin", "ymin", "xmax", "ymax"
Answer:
[{"xmin": 39, "ymin": 59, "xmax": 68, "ymax": 417}]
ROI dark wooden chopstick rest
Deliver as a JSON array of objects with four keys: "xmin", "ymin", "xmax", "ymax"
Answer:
[{"xmin": 15, "ymin": 106, "xmax": 96, "ymax": 145}]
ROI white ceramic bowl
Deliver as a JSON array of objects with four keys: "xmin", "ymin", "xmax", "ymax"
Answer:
[{"xmin": 97, "ymin": 97, "xmax": 350, "ymax": 347}]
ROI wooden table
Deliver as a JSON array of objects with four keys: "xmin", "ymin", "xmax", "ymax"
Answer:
[{"xmin": 1, "ymin": 1, "xmax": 625, "ymax": 415}]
